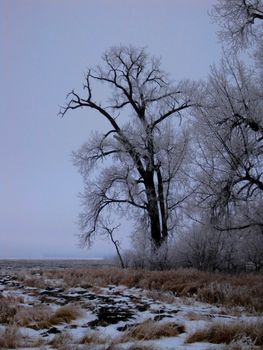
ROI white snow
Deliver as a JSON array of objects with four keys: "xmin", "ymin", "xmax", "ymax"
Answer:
[{"xmin": 0, "ymin": 270, "xmax": 262, "ymax": 350}]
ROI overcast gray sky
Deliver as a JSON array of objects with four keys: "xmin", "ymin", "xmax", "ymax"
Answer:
[{"xmin": 0, "ymin": 0, "xmax": 220, "ymax": 259}]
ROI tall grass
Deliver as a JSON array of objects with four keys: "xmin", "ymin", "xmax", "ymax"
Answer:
[
  {"xmin": 121, "ymin": 320, "xmax": 185, "ymax": 341},
  {"xmin": 31, "ymin": 267, "xmax": 263, "ymax": 313},
  {"xmin": 186, "ymin": 320, "xmax": 263, "ymax": 346},
  {"xmin": 14, "ymin": 304, "xmax": 82, "ymax": 330},
  {"xmin": 0, "ymin": 325, "xmax": 22, "ymax": 348}
]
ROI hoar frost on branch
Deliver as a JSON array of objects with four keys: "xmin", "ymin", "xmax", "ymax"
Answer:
[
  {"xmin": 190, "ymin": 0, "xmax": 263, "ymax": 232},
  {"xmin": 211, "ymin": 0, "xmax": 263, "ymax": 50},
  {"xmin": 60, "ymin": 46, "xmax": 191, "ymax": 250}
]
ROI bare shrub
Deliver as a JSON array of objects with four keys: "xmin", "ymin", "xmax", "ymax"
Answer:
[
  {"xmin": 121, "ymin": 320, "xmax": 185, "ymax": 341},
  {"xmin": 186, "ymin": 320, "xmax": 263, "ymax": 346}
]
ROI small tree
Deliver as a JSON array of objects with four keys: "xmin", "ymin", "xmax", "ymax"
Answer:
[
  {"xmin": 60, "ymin": 46, "xmax": 190, "ymax": 252},
  {"xmin": 243, "ymin": 229, "xmax": 263, "ymax": 271}
]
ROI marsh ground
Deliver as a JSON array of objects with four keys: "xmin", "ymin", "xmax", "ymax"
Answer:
[{"xmin": 0, "ymin": 260, "xmax": 262, "ymax": 349}]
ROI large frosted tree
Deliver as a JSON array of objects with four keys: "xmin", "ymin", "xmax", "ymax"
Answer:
[
  {"xmin": 190, "ymin": 0, "xmax": 263, "ymax": 231},
  {"xmin": 191, "ymin": 59, "xmax": 263, "ymax": 230},
  {"xmin": 60, "ymin": 46, "xmax": 190, "ymax": 250},
  {"xmin": 211, "ymin": 0, "xmax": 263, "ymax": 50}
]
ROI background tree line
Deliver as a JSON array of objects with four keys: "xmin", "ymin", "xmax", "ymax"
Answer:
[{"xmin": 60, "ymin": 0, "xmax": 263, "ymax": 271}]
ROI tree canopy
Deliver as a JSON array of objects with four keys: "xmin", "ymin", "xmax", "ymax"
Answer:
[{"xmin": 60, "ymin": 46, "xmax": 191, "ymax": 251}]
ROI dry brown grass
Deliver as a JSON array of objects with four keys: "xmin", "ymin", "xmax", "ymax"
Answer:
[
  {"xmin": 125, "ymin": 344, "xmax": 158, "ymax": 350},
  {"xmin": 0, "ymin": 325, "xmax": 22, "ymax": 348},
  {"xmin": 14, "ymin": 304, "xmax": 52, "ymax": 328},
  {"xmin": 23, "ymin": 277, "xmax": 48, "ymax": 289},
  {"xmin": 100, "ymin": 344, "xmax": 157, "ymax": 350},
  {"xmin": 48, "ymin": 331, "xmax": 73, "ymax": 348},
  {"xmin": 185, "ymin": 311, "xmax": 210, "ymax": 321},
  {"xmin": 15, "ymin": 266, "xmax": 263, "ymax": 312},
  {"xmin": 186, "ymin": 320, "xmax": 263, "ymax": 346},
  {"xmin": 80, "ymin": 330, "xmax": 110, "ymax": 344},
  {"xmin": 0, "ymin": 296, "xmax": 21, "ymax": 324},
  {"xmin": 48, "ymin": 304, "xmax": 83, "ymax": 325},
  {"xmin": 0, "ymin": 323, "xmax": 46, "ymax": 349},
  {"xmin": 50, "ymin": 267, "xmax": 262, "ymax": 312},
  {"xmin": 197, "ymin": 279, "xmax": 263, "ymax": 313},
  {"xmin": 121, "ymin": 320, "xmax": 185, "ymax": 341},
  {"xmin": 14, "ymin": 303, "xmax": 82, "ymax": 330},
  {"xmin": 145, "ymin": 290, "xmax": 176, "ymax": 304},
  {"xmin": 218, "ymin": 336, "xmax": 258, "ymax": 350}
]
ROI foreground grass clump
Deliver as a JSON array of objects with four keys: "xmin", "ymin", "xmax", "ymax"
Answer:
[
  {"xmin": 38, "ymin": 267, "xmax": 263, "ymax": 313},
  {"xmin": 80, "ymin": 331, "xmax": 110, "ymax": 345},
  {"xmin": 15, "ymin": 304, "xmax": 51, "ymax": 328},
  {"xmin": 48, "ymin": 331, "xmax": 73, "ymax": 348},
  {"xmin": 48, "ymin": 304, "xmax": 82, "ymax": 325},
  {"xmin": 186, "ymin": 320, "xmax": 263, "ymax": 346},
  {"xmin": 124, "ymin": 345, "xmax": 158, "ymax": 350},
  {"xmin": 121, "ymin": 320, "xmax": 185, "ymax": 341},
  {"xmin": 15, "ymin": 304, "xmax": 82, "ymax": 329},
  {"xmin": 0, "ymin": 295, "xmax": 23, "ymax": 323},
  {"xmin": 0, "ymin": 325, "xmax": 22, "ymax": 348},
  {"xmin": 0, "ymin": 325, "xmax": 45, "ymax": 349}
]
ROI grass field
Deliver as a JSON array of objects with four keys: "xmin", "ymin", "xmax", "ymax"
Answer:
[{"xmin": 0, "ymin": 260, "xmax": 262, "ymax": 349}]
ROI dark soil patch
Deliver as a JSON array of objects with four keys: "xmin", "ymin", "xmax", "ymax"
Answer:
[
  {"xmin": 41, "ymin": 327, "xmax": 61, "ymax": 337},
  {"xmin": 88, "ymin": 305, "xmax": 135, "ymax": 327}
]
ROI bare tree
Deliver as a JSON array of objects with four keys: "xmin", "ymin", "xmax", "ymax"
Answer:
[
  {"xmin": 191, "ymin": 57, "xmax": 263, "ymax": 231},
  {"xmin": 100, "ymin": 223, "xmax": 125, "ymax": 268},
  {"xmin": 190, "ymin": 0, "xmax": 263, "ymax": 231},
  {"xmin": 60, "ymin": 46, "xmax": 191, "ymax": 252},
  {"xmin": 242, "ymin": 228, "xmax": 263, "ymax": 271},
  {"xmin": 174, "ymin": 228, "xmax": 223, "ymax": 271},
  {"xmin": 211, "ymin": 0, "xmax": 263, "ymax": 50}
]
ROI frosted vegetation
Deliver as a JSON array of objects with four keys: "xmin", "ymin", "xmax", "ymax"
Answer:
[
  {"xmin": 0, "ymin": 263, "xmax": 262, "ymax": 349},
  {"xmin": 1, "ymin": 1, "xmax": 263, "ymax": 349},
  {"xmin": 58, "ymin": 0, "xmax": 263, "ymax": 272}
]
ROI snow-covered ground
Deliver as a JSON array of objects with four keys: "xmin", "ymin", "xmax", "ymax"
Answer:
[{"xmin": 0, "ymin": 270, "xmax": 262, "ymax": 349}]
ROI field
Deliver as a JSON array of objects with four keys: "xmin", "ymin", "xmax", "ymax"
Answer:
[{"xmin": 0, "ymin": 260, "xmax": 262, "ymax": 350}]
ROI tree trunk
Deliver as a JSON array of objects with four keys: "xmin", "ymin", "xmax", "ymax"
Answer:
[
  {"xmin": 156, "ymin": 167, "xmax": 168, "ymax": 240},
  {"xmin": 145, "ymin": 171, "xmax": 163, "ymax": 247}
]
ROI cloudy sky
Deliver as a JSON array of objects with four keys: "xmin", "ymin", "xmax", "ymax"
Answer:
[{"xmin": 0, "ymin": 0, "xmax": 220, "ymax": 259}]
